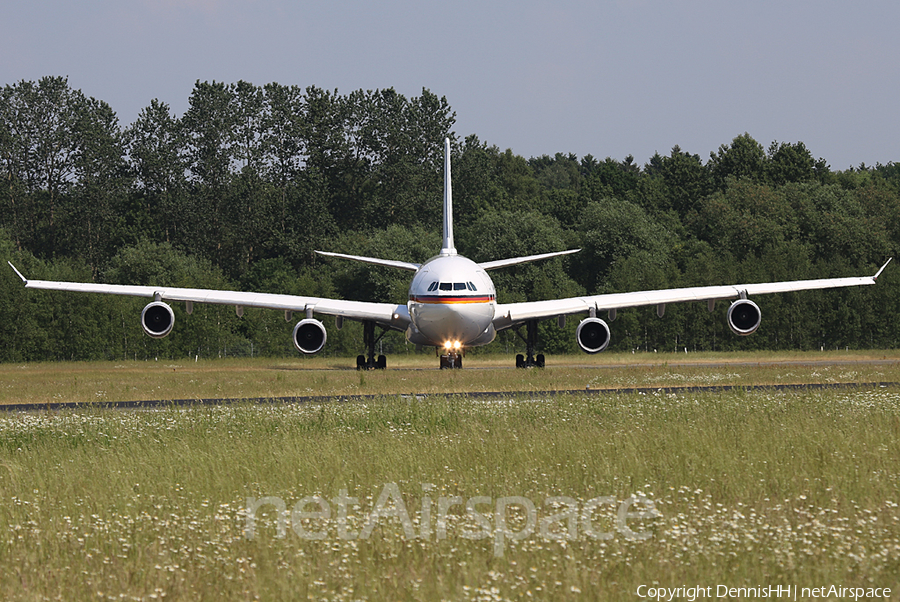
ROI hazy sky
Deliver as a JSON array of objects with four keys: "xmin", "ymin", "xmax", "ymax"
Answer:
[{"xmin": 3, "ymin": 0, "xmax": 898, "ymax": 169}]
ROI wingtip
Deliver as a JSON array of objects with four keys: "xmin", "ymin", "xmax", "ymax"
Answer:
[
  {"xmin": 874, "ymin": 257, "xmax": 893, "ymax": 280},
  {"xmin": 7, "ymin": 261, "xmax": 27, "ymax": 284}
]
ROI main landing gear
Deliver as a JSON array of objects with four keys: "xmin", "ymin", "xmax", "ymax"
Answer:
[
  {"xmin": 514, "ymin": 320, "xmax": 545, "ymax": 368},
  {"xmin": 357, "ymin": 320, "xmax": 387, "ymax": 370}
]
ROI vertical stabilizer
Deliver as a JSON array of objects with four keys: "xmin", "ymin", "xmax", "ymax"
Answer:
[{"xmin": 441, "ymin": 137, "xmax": 457, "ymax": 255}]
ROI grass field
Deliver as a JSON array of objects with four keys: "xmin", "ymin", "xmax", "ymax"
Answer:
[
  {"xmin": 2, "ymin": 349, "xmax": 900, "ymax": 405},
  {"xmin": 1, "ymin": 353, "xmax": 899, "ymax": 600}
]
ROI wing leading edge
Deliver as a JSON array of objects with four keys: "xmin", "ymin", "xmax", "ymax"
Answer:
[{"xmin": 493, "ymin": 259, "xmax": 892, "ymax": 329}]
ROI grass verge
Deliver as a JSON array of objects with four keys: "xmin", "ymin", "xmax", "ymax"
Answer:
[{"xmin": 2, "ymin": 349, "xmax": 900, "ymax": 405}]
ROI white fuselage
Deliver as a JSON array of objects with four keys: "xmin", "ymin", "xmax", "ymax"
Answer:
[{"xmin": 406, "ymin": 254, "xmax": 497, "ymax": 349}]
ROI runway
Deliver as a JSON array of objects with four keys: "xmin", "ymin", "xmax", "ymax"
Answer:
[{"xmin": 2, "ymin": 380, "xmax": 897, "ymax": 413}]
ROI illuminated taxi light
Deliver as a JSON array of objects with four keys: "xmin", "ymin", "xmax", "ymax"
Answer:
[{"xmin": 453, "ymin": 341, "xmax": 462, "ymax": 350}]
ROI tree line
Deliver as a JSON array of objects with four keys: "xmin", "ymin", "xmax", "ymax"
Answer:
[{"xmin": 2, "ymin": 76, "xmax": 899, "ymax": 362}]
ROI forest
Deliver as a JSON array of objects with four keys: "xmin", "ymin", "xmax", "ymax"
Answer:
[{"xmin": 2, "ymin": 76, "xmax": 900, "ymax": 362}]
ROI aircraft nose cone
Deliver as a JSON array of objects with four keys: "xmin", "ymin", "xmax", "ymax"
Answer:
[{"xmin": 412, "ymin": 302, "xmax": 494, "ymax": 346}]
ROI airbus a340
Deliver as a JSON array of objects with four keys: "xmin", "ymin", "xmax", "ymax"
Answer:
[{"xmin": 8, "ymin": 139, "xmax": 892, "ymax": 369}]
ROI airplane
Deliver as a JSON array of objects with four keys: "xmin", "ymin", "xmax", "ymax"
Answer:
[{"xmin": 7, "ymin": 138, "xmax": 893, "ymax": 370}]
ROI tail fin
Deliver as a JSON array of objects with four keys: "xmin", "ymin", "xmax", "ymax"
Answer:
[{"xmin": 440, "ymin": 137, "xmax": 457, "ymax": 256}]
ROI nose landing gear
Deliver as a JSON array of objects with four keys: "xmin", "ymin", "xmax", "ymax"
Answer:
[
  {"xmin": 438, "ymin": 340, "xmax": 464, "ymax": 369},
  {"xmin": 439, "ymin": 351, "xmax": 463, "ymax": 369}
]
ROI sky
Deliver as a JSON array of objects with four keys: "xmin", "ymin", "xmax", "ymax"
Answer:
[{"xmin": 2, "ymin": 0, "xmax": 898, "ymax": 169}]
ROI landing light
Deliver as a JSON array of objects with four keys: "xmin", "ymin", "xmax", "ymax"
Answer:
[{"xmin": 443, "ymin": 340, "xmax": 462, "ymax": 351}]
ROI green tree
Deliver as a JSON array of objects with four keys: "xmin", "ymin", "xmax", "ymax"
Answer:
[
  {"xmin": 0, "ymin": 77, "xmax": 85, "ymax": 255},
  {"xmin": 123, "ymin": 99, "xmax": 188, "ymax": 245},
  {"xmin": 301, "ymin": 86, "xmax": 362, "ymax": 229},
  {"xmin": 645, "ymin": 145, "xmax": 711, "ymax": 213},
  {"xmin": 0, "ymin": 230, "xmax": 51, "ymax": 361},
  {"xmin": 493, "ymin": 150, "xmax": 543, "ymax": 212},
  {"xmin": 789, "ymin": 182, "xmax": 889, "ymax": 265},
  {"xmin": 708, "ymin": 133, "xmax": 766, "ymax": 189},
  {"xmin": 690, "ymin": 179, "xmax": 797, "ymax": 259},
  {"xmin": 179, "ymin": 80, "xmax": 239, "ymax": 265},
  {"xmin": 452, "ymin": 136, "xmax": 503, "ymax": 227},
  {"xmin": 572, "ymin": 199, "xmax": 674, "ymax": 295},
  {"xmin": 346, "ymin": 88, "xmax": 454, "ymax": 230},
  {"xmin": 62, "ymin": 94, "xmax": 129, "ymax": 274},
  {"xmin": 530, "ymin": 153, "xmax": 582, "ymax": 191},
  {"xmin": 580, "ymin": 156, "xmax": 641, "ymax": 201},
  {"xmin": 766, "ymin": 140, "xmax": 817, "ymax": 186}
]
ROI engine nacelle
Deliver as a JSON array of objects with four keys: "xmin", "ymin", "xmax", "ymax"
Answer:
[
  {"xmin": 293, "ymin": 318, "xmax": 327, "ymax": 354},
  {"xmin": 141, "ymin": 301, "xmax": 175, "ymax": 339},
  {"xmin": 576, "ymin": 317, "xmax": 611, "ymax": 353},
  {"xmin": 727, "ymin": 299, "xmax": 761, "ymax": 336}
]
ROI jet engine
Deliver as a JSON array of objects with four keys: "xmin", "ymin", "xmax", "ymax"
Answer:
[
  {"xmin": 576, "ymin": 317, "xmax": 611, "ymax": 353},
  {"xmin": 727, "ymin": 299, "xmax": 761, "ymax": 336},
  {"xmin": 141, "ymin": 301, "xmax": 175, "ymax": 339},
  {"xmin": 293, "ymin": 318, "xmax": 327, "ymax": 354}
]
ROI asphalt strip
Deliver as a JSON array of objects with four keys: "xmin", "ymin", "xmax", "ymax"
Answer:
[{"xmin": 2, "ymin": 381, "xmax": 899, "ymax": 413}]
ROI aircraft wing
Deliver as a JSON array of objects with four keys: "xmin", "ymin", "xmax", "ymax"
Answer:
[
  {"xmin": 492, "ymin": 259, "xmax": 891, "ymax": 329},
  {"xmin": 8, "ymin": 262, "xmax": 410, "ymax": 330}
]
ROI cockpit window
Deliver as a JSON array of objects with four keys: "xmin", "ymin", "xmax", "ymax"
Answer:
[{"xmin": 434, "ymin": 282, "xmax": 477, "ymax": 292}]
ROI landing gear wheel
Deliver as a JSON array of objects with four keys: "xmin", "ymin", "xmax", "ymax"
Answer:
[
  {"xmin": 359, "ymin": 320, "xmax": 389, "ymax": 370},
  {"xmin": 440, "ymin": 353, "xmax": 462, "ymax": 369},
  {"xmin": 514, "ymin": 320, "xmax": 546, "ymax": 368}
]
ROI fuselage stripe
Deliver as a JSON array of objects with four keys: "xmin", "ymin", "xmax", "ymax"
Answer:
[{"xmin": 410, "ymin": 295, "xmax": 495, "ymax": 304}]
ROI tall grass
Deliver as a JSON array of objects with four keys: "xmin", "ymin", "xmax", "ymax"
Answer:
[{"xmin": 1, "ymin": 387, "xmax": 898, "ymax": 600}]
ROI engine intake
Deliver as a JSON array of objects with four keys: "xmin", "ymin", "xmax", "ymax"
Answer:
[
  {"xmin": 727, "ymin": 299, "xmax": 761, "ymax": 336},
  {"xmin": 141, "ymin": 301, "xmax": 175, "ymax": 338},
  {"xmin": 293, "ymin": 318, "xmax": 327, "ymax": 354},
  {"xmin": 576, "ymin": 317, "xmax": 611, "ymax": 353}
]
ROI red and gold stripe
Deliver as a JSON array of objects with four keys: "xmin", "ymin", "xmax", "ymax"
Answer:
[{"xmin": 409, "ymin": 295, "xmax": 494, "ymax": 304}]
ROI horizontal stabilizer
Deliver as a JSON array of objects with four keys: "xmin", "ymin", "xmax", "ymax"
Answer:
[
  {"xmin": 874, "ymin": 257, "xmax": 893, "ymax": 280},
  {"xmin": 315, "ymin": 251, "xmax": 420, "ymax": 271},
  {"xmin": 478, "ymin": 249, "xmax": 581, "ymax": 271}
]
